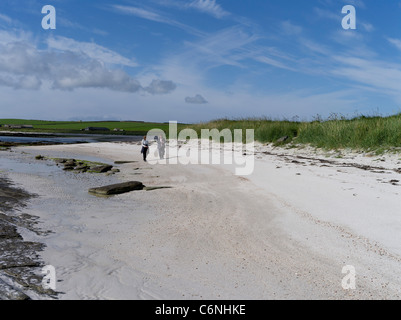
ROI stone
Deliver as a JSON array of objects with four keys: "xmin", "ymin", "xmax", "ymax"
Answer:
[
  {"xmin": 89, "ymin": 181, "xmax": 144, "ymax": 195},
  {"xmin": 35, "ymin": 155, "xmax": 44, "ymax": 160},
  {"xmin": 89, "ymin": 165, "xmax": 113, "ymax": 173}
]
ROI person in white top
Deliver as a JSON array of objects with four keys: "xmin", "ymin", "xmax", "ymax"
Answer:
[{"xmin": 157, "ymin": 135, "xmax": 165, "ymax": 160}]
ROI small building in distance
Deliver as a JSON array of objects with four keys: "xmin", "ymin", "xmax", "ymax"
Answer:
[{"xmin": 83, "ymin": 127, "xmax": 110, "ymax": 132}]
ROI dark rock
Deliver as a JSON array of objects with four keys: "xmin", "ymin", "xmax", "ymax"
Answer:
[
  {"xmin": 276, "ymin": 136, "xmax": 289, "ymax": 143},
  {"xmin": 74, "ymin": 165, "xmax": 89, "ymax": 171},
  {"xmin": 0, "ymin": 178, "xmax": 33, "ymax": 212},
  {"xmin": 89, "ymin": 165, "xmax": 113, "ymax": 173},
  {"xmin": 0, "ymin": 278, "xmax": 31, "ymax": 300},
  {"xmin": 114, "ymin": 161, "xmax": 138, "ymax": 164},
  {"xmin": 89, "ymin": 181, "xmax": 144, "ymax": 195},
  {"xmin": 64, "ymin": 159, "xmax": 76, "ymax": 167},
  {"xmin": 144, "ymin": 186, "xmax": 173, "ymax": 191},
  {"xmin": 35, "ymin": 155, "xmax": 44, "ymax": 160},
  {"xmin": 0, "ymin": 224, "xmax": 22, "ymax": 240},
  {"xmin": 0, "ymin": 178, "xmax": 55, "ymax": 300}
]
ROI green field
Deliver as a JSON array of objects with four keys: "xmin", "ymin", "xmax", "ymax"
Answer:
[
  {"xmin": 2, "ymin": 114, "xmax": 401, "ymax": 152},
  {"xmin": 0, "ymin": 119, "xmax": 185, "ymax": 136}
]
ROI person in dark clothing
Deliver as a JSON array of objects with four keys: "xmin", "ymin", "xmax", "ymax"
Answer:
[{"xmin": 141, "ymin": 136, "xmax": 149, "ymax": 162}]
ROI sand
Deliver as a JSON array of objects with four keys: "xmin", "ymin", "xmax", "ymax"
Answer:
[{"xmin": 5, "ymin": 140, "xmax": 401, "ymax": 300}]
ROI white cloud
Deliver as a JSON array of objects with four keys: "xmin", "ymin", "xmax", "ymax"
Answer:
[
  {"xmin": 0, "ymin": 31, "xmax": 176, "ymax": 95},
  {"xmin": 144, "ymin": 79, "xmax": 177, "ymax": 95},
  {"xmin": 0, "ymin": 74, "xmax": 42, "ymax": 90}
]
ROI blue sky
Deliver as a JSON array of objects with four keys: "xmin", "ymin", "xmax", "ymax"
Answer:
[{"xmin": 1, "ymin": 0, "xmax": 401, "ymax": 123}]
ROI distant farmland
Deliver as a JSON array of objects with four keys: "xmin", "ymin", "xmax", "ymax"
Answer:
[{"xmin": 0, "ymin": 119, "xmax": 186, "ymax": 136}]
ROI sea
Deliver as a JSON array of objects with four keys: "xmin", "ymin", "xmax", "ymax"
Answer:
[{"xmin": 0, "ymin": 132, "xmax": 142, "ymax": 144}]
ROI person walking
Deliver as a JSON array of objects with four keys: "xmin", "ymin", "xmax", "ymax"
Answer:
[
  {"xmin": 141, "ymin": 136, "xmax": 149, "ymax": 162},
  {"xmin": 157, "ymin": 135, "xmax": 166, "ymax": 160}
]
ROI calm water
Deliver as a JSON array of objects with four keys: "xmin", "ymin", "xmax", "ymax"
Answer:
[{"xmin": 0, "ymin": 133, "xmax": 142, "ymax": 144}]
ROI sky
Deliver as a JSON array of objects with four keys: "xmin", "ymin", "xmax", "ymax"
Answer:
[{"xmin": 1, "ymin": 0, "xmax": 401, "ymax": 123}]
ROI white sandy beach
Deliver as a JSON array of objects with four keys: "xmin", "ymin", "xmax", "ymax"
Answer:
[{"xmin": 5, "ymin": 140, "xmax": 401, "ymax": 300}]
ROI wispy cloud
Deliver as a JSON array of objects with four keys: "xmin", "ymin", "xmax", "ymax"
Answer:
[
  {"xmin": 186, "ymin": 0, "xmax": 229, "ymax": 19},
  {"xmin": 314, "ymin": 5, "xmax": 374, "ymax": 32},
  {"xmin": 0, "ymin": 13, "xmax": 13, "ymax": 25},
  {"xmin": 58, "ymin": 17, "xmax": 109, "ymax": 36},
  {"xmin": 388, "ymin": 37, "xmax": 401, "ymax": 52},
  {"xmin": 280, "ymin": 20, "xmax": 303, "ymax": 36},
  {"xmin": 111, "ymin": 4, "xmax": 205, "ymax": 37},
  {"xmin": 47, "ymin": 36, "xmax": 137, "ymax": 67},
  {"xmin": 343, "ymin": 0, "xmax": 366, "ymax": 9},
  {"xmin": 330, "ymin": 55, "xmax": 401, "ymax": 96},
  {"xmin": 178, "ymin": 25, "xmax": 263, "ymax": 69}
]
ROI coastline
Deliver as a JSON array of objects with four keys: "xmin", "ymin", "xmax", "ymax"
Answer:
[
  {"xmin": 1, "ymin": 140, "xmax": 401, "ymax": 299},
  {"xmin": 0, "ymin": 173, "xmax": 55, "ymax": 299}
]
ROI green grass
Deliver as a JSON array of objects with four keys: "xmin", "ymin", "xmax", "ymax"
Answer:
[
  {"xmin": 185, "ymin": 114, "xmax": 401, "ymax": 151},
  {"xmin": 296, "ymin": 114, "xmax": 401, "ymax": 150},
  {"xmin": 187, "ymin": 118, "xmax": 301, "ymax": 144}
]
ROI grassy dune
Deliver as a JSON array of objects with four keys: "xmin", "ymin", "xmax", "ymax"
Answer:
[{"xmin": 187, "ymin": 114, "xmax": 401, "ymax": 151}]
